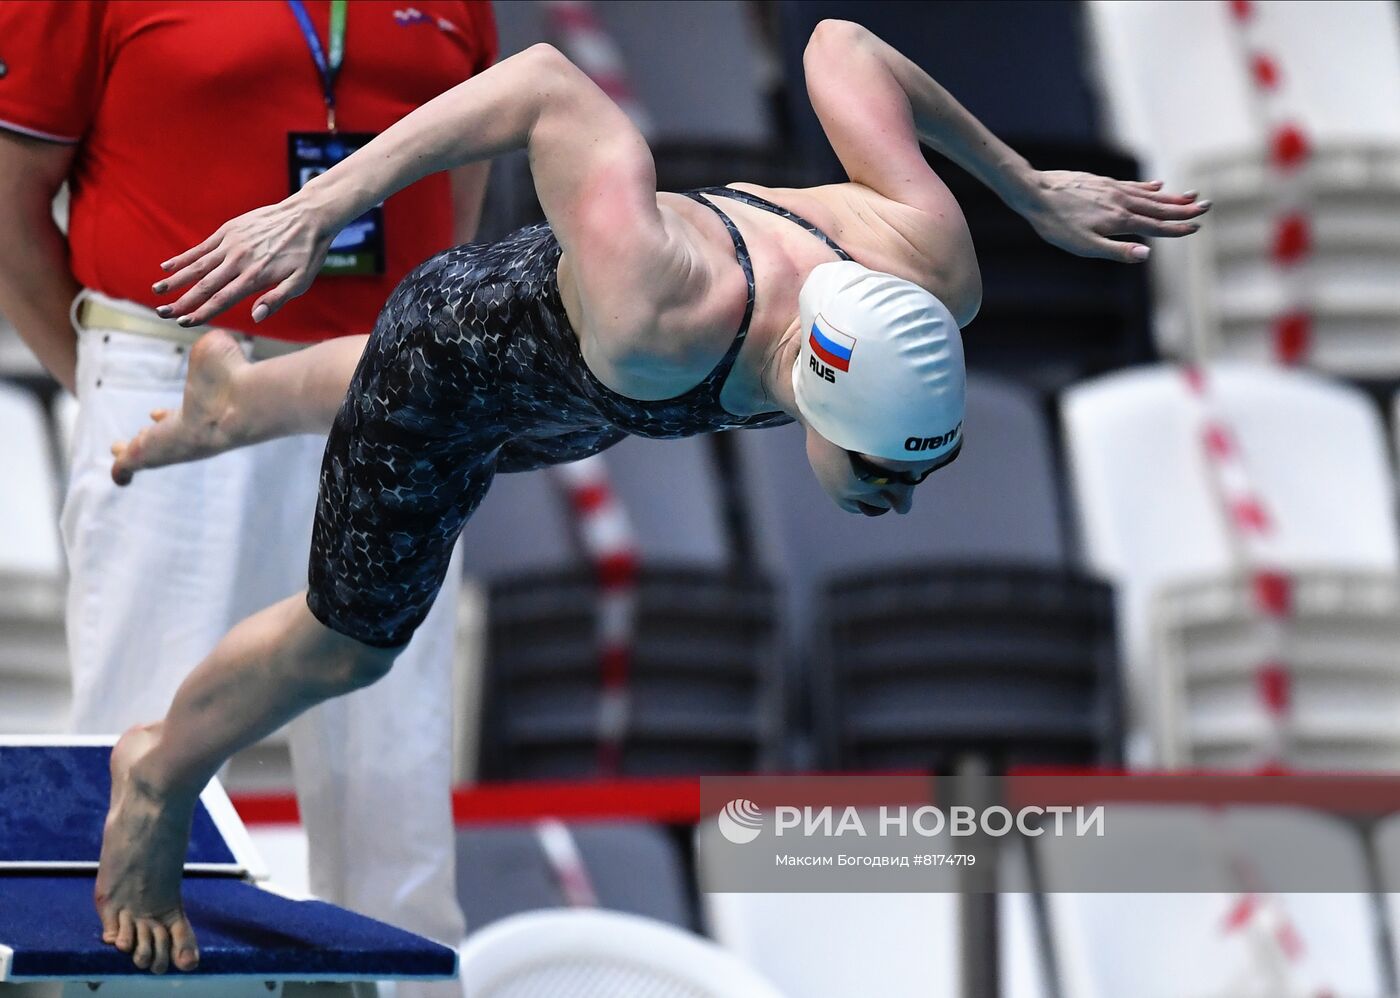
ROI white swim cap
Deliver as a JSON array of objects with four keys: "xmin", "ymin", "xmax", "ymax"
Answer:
[{"xmin": 792, "ymin": 261, "xmax": 966, "ymax": 462}]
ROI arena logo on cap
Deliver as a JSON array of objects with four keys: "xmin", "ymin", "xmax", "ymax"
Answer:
[
  {"xmin": 905, "ymin": 420, "xmax": 962, "ymax": 453},
  {"xmin": 809, "ymin": 317, "xmax": 856, "ymax": 373}
]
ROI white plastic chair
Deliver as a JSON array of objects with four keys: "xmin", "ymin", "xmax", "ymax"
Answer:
[
  {"xmin": 1088, "ymin": 2, "xmax": 1400, "ymax": 181},
  {"xmin": 0, "ymin": 381, "xmax": 68, "ymax": 734},
  {"xmin": 702, "ymin": 890, "xmax": 1048, "ymax": 998},
  {"xmin": 1040, "ymin": 805, "xmax": 1384, "ymax": 997},
  {"xmin": 1176, "ymin": 144, "xmax": 1400, "ymax": 377},
  {"xmin": 741, "ymin": 373, "xmax": 1067, "ymax": 664},
  {"xmin": 1153, "ymin": 569, "xmax": 1400, "ymax": 768},
  {"xmin": 697, "ymin": 819, "xmax": 1048, "ymax": 998},
  {"xmin": 704, "ymin": 892, "xmax": 960, "ymax": 998},
  {"xmin": 459, "ymin": 908, "xmax": 787, "ymax": 998},
  {"xmin": 1086, "ymin": 1, "xmax": 1400, "ymax": 360},
  {"xmin": 1061, "ymin": 363, "xmax": 1399, "ymax": 762}
]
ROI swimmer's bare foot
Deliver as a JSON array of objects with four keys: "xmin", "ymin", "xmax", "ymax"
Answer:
[
  {"xmin": 110, "ymin": 329, "xmax": 249, "ymax": 485},
  {"xmin": 95, "ymin": 723, "xmax": 201, "ymax": 974}
]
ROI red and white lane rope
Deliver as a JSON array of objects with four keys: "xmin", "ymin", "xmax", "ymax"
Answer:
[
  {"xmin": 1185, "ymin": 364, "xmax": 1330, "ymax": 995},
  {"xmin": 552, "ymin": 455, "xmax": 639, "ymax": 775},
  {"xmin": 1219, "ymin": 891, "xmax": 1330, "ymax": 996},
  {"xmin": 542, "ymin": 0, "xmax": 653, "ymax": 135},
  {"xmin": 1225, "ymin": 0, "xmax": 1316, "ymax": 365},
  {"xmin": 1182, "ymin": 365, "xmax": 1293, "ymax": 766},
  {"xmin": 535, "ymin": 818, "xmax": 600, "ymax": 908}
]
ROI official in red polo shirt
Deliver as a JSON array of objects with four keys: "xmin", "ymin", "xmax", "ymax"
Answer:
[{"xmin": 0, "ymin": 4, "xmax": 495, "ymax": 993}]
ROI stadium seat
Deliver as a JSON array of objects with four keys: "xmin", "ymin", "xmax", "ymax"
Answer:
[
  {"xmin": 471, "ymin": 436, "xmax": 783, "ymax": 780},
  {"xmin": 817, "ymin": 566, "xmax": 1121, "ymax": 770},
  {"xmin": 706, "ymin": 893, "xmax": 970, "ymax": 998},
  {"xmin": 698, "ymin": 829, "xmax": 1049, "ymax": 998},
  {"xmin": 1086, "ymin": 0, "xmax": 1400, "ymax": 361},
  {"xmin": 459, "ymin": 908, "xmax": 785, "ymax": 998},
  {"xmin": 1152, "ymin": 569, "xmax": 1400, "ymax": 769},
  {"xmin": 739, "ymin": 373, "xmax": 1119, "ymax": 768},
  {"xmin": 1088, "ymin": 1, "xmax": 1400, "ymax": 181},
  {"xmin": 456, "ymin": 821, "xmax": 694, "ymax": 932},
  {"xmin": 0, "ymin": 380, "xmax": 68, "ymax": 735},
  {"xmin": 1038, "ymin": 805, "xmax": 1386, "ymax": 997},
  {"xmin": 1174, "ymin": 144, "xmax": 1400, "ymax": 378},
  {"xmin": 1062, "ymin": 363, "xmax": 1399, "ymax": 762},
  {"xmin": 742, "ymin": 373, "xmax": 1069, "ymax": 637}
]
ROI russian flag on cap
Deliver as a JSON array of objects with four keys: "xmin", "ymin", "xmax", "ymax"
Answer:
[{"xmin": 810, "ymin": 317, "xmax": 856, "ymax": 372}]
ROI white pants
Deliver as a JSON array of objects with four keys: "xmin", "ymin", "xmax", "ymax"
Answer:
[{"xmin": 61, "ymin": 294, "xmax": 467, "ymax": 998}]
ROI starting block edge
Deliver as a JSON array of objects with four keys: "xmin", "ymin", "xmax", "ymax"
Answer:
[
  {"xmin": 0, "ymin": 736, "xmax": 263, "ymax": 878},
  {"xmin": 0, "ymin": 735, "xmax": 117, "ymax": 748},
  {"xmin": 4, "ymin": 970, "xmax": 457, "ymax": 983},
  {"xmin": 199, "ymin": 776, "xmax": 268, "ymax": 882},
  {"xmin": 0, "ymin": 942, "xmax": 12, "ymax": 980}
]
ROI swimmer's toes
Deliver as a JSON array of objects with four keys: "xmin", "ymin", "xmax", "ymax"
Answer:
[
  {"xmin": 148, "ymin": 921, "xmax": 171, "ymax": 975},
  {"xmin": 132, "ymin": 919, "xmax": 152, "ymax": 969},
  {"xmin": 97, "ymin": 899, "xmax": 119, "ymax": 944},
  {"xmin": 171, "ymin": 916, "xmax": 200, "ymax": 971},
  {"xmin": 115, "ymin": 909, "xmax": 135, "ymax": 953}
]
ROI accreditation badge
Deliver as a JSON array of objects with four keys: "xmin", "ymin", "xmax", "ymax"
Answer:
[{"xmin": 288, "ymin": 132, "xmax": 385, "ymax": 276}]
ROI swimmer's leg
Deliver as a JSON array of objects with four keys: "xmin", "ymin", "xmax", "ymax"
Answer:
[
  {"xmin": 110, "ymin": 330, "xmax": 369, "ymax": 484},
  {"xmin": 96, "ymin": 592, "xmax": 400, "ymax": 973}
]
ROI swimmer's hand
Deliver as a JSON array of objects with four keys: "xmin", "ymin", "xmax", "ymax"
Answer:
[
  {"xmin": 1016, "ymin": 171, "xmax": 1210, "ymax": 264},
  {"xmin": 150, "ymin": 195, "xmax": 335, "ymax": 326}
]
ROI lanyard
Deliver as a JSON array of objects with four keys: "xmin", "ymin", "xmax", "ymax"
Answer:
[{"xmin": 287, "ymin": 0, "xmax": 347, "ymax": 131}]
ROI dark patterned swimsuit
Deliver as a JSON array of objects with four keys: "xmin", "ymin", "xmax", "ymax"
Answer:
[{"xmin": 307, "ymin": 187, "xmax": 852, "ymax": 647}]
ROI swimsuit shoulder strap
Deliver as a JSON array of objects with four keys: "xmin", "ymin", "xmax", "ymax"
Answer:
[
  {"xmin": 681, "ymin": 191, "xmax": 756, "ymax": 388},
  {"xmin": 692, "ymin": 186, "xmax": 854, "ymax": 261}
]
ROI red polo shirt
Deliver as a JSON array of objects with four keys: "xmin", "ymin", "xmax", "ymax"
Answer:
[{"xmin": 0, "ymin": 0, "xmax": 497, "ymax": 342}]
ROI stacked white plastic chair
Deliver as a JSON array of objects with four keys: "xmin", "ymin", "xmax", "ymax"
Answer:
[
  {"xmin": 1086, "ymin": 0, "xmax": 1400, "ymax": 361},
  {"xmin": 0, "ymin": 380, "xmax": 68, "ymax": 733},
  {"xmin": 1153, "ymin": 569, "xmax": 1400, "ymax": 768},
  {"xmin": 1062, "ymin": 363, "xmax": 1399, "ymax": 763},
  {"xmin": 1178, "ymin": 144, "xmax": 1400, "ymax": 377},
  {"xmin": 459, "ymin": 908, "xmax": 786, "ymax": 998}
]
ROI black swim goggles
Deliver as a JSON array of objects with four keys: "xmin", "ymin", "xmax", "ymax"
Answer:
[{"xmin": 847, "ymin": 439, "xmax": 963, "ymax": 487}]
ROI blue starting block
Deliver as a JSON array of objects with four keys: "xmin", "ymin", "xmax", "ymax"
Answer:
[{"xmin": 0, "ymin": 738, "xmax": 457, "ymax": 996}]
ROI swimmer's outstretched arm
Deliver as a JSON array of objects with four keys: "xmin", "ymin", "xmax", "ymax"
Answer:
[
  {"xmin": 803, "ymin": 19, "xmax": 1210, "ymax": 263},
  {"xmin": 153, "ymin": 42, "xmax": 687, "ymax": 336}
]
